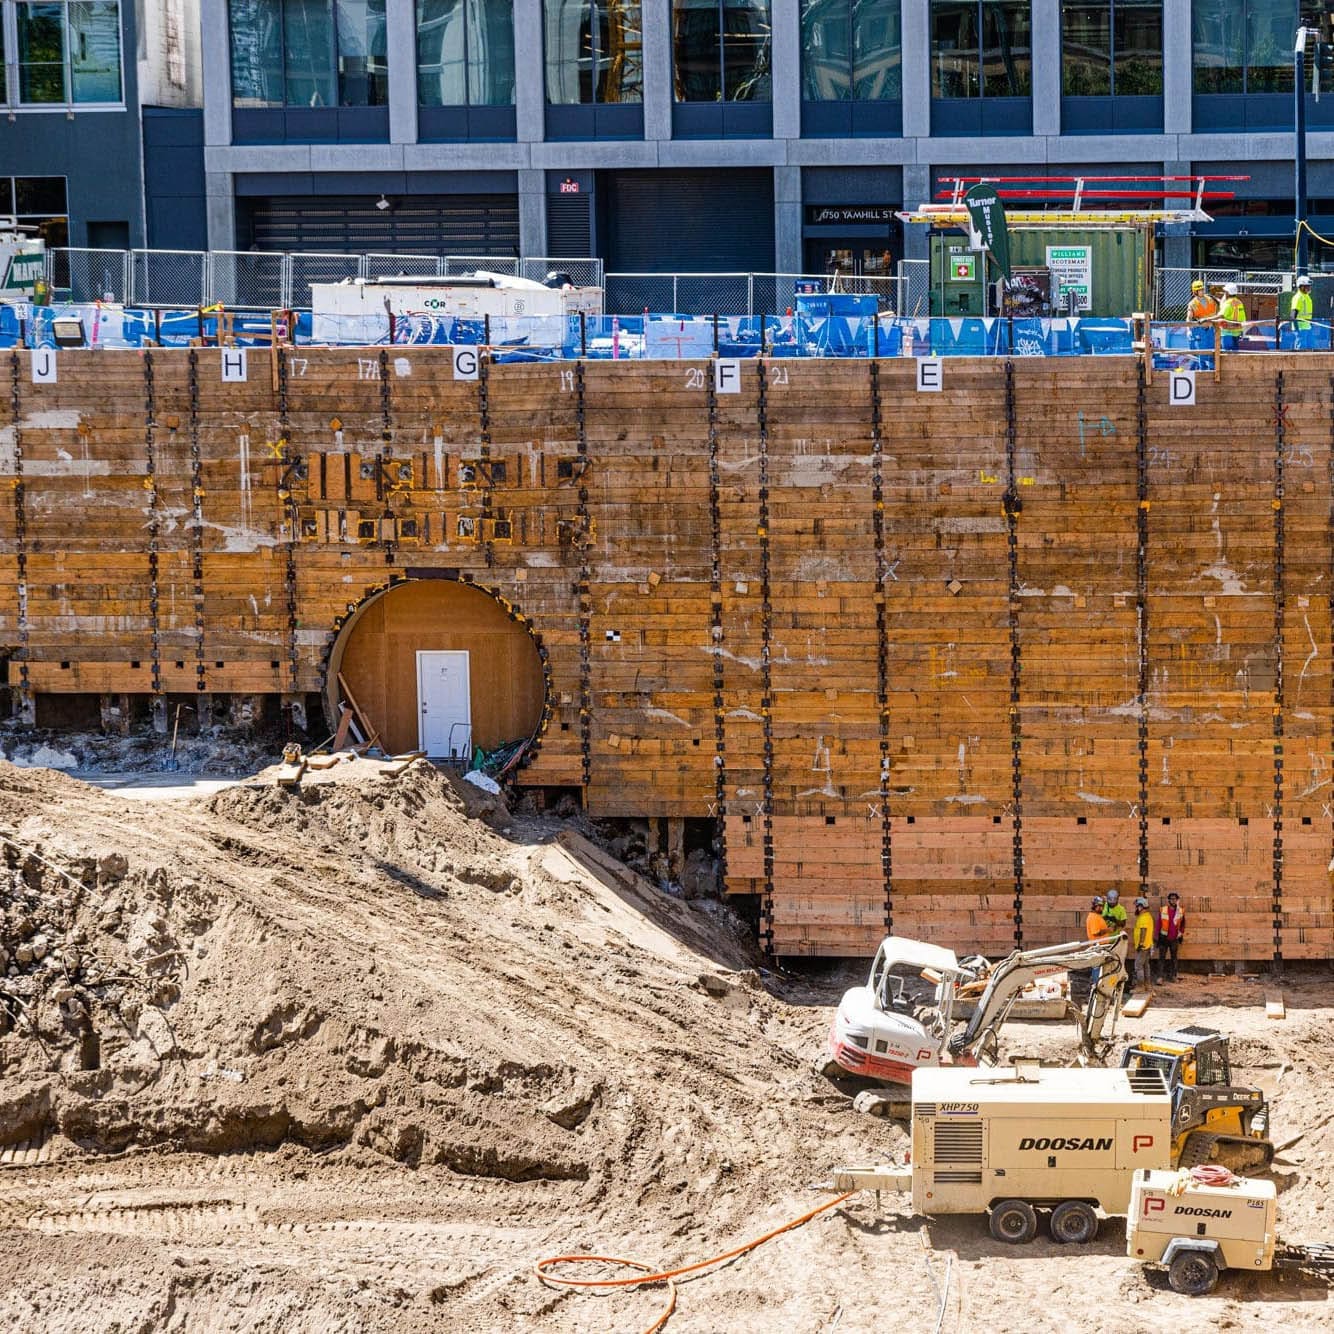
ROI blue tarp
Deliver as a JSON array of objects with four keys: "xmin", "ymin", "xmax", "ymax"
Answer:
[{"xmin": 1, "ymin": 300, "xmax": 1329, "ymax": 362}]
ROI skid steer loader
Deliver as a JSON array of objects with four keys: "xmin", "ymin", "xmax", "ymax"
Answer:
[{"xmin": 1120, "ymin": 1026, "xmax": 1273, "ymax": 1173}]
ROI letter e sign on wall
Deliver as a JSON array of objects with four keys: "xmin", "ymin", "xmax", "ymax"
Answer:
[{"xmin": 917, "ymin": 357, "xmax": 943, "ymax": 393}]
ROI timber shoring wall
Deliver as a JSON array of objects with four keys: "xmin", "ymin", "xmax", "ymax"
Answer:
[{"xmin": 2, "ymin": 347, "xmax": 1332, "ymax": 964}]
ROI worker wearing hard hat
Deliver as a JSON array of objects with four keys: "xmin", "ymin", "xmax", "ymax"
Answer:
[
  {"xmin": 1186, "ymin": 279, "xmax": 1220, "ymax": 350},
  {"xmin": 1131, "ymin": 897, "xmax": 1155, "ymax": 991},
  {"xmin": 1290, "ymin": 274, "xmax": 1314, "ymax": 350},
  {"xmin": 1216, "ymin": 282, "xmax": 1247, "ymax": 351},
  {"xmin": 1186, "ymin": 279, "xmax": 1219, "ymax": 324}
]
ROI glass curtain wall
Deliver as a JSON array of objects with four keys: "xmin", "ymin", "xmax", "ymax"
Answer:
[
  {"xmin": 673, "ymin": 0, "xmax": 771, "ymax": 102},
  {"xmin": 15, "ymin": 0, "xmax": 122, "ymax": 104},
  {"xmin": 1192, "ymin": 0, "xmax": 1305, "ymax": 95},
  {"xmin": 230, "ymin": 0, "xmax": 387, "ymax": 107},
  {"xmin": 545, "ymin": 0, "xmax": 643, "ymax": 104},
  {"xmin": 1062, "ymin": 1, "xmax": 1162, "ymax": 96},
  {"xmin": 801, "ymin": 0, "xmax": 901, "ymax": 101},
  {"xmin": 931, "ymin": 0, "xmax": 1031, "ymax": 99},
  {"xmin": 418, "ymin": 0, "xmax": 515, "ymax": 105}
]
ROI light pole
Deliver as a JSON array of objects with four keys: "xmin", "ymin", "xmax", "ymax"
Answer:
[{"xmin": 1296, "ymin": 27, "xmax": 1312, "ymax": 273}]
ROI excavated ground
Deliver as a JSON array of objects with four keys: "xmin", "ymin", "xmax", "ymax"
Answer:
[{"xmin": 0, "ymin": 759, "xmax": 1330, "ymax": 1332}]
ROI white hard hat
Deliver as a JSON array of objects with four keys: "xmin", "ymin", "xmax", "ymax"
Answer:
[
  {"xmin": 1298, "ymin": 274, "xmax": 1312, "ymax": 286},
  {"xmin": 1223, "ymin": 282, "xmax": 1239, "ymax": 295}
]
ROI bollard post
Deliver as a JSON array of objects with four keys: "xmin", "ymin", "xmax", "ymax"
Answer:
[
  {"xmin": 760, "ymin": 312, "xmax": 767, "ymax": 355},
  {"xmin": 713, "ymin": 312, "xmax": 719, "ymax": 354},
  {"xmin": 580, "ymin": 310, "xmax": 587, "ymax": 357}
]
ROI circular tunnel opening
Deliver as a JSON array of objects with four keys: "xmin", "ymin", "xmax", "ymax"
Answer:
[{"xmin": 326, "ymin": 579, "xmax": 546, "ymax": 764}]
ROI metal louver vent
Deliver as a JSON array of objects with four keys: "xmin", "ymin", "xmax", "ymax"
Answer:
[
  {"xmin": 933, "ymin": 1122, "xmax": 983, "ymax": 1164},
  {"xmin": 916, "ymin": 1103, "xmax": 937, "ymax": 1117},
  {"xmin": 933, "ymin": 1170, "xmax": 983, "ymax": 1184}
]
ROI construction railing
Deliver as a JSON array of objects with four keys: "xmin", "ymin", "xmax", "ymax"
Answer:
[{"xmin": 43, "ymin": 247, "xmax": 606, "ymax": 310}]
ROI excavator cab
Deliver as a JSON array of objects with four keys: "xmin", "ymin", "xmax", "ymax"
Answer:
[{"xmin": 1120, "ymin": 1026, "xmax": 1272, "ymax": 1172}]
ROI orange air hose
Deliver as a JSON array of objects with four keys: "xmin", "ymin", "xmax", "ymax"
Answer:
[{"xmin": 535, "ymin": 1190, "xmax": 856, "ymax": 1334}]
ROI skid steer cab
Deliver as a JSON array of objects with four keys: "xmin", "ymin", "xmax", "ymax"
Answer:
[{"xmin": 1128, "ymin": 1168, "xmax": 1275, "ymax": 1295}]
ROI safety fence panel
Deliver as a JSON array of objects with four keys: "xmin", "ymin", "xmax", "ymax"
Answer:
[
  {"xmin": 131, "ymin": 249, "xmax": 208, "ymax": 308},
  {"xmin": 897, "ymin": 259, "xmax": 930, "ymax": 317},
  {"xmin": 363, "ymin": 253, "xmax": 444, "ymax": 281},
  {"xmin": 46, "ymin": 248, "xmax": 131, "ymax": 303},
  {"xmin": 288, "ymin": 253, "xmax": 361, "ymax": 310},
  {"xmin": 209, "ymin": 251, "xmax": 287, "ymax": 309},
  {"xmin": 443, "ymin": 254, "xmax": 518, "ymax": 276},
  {"xmin": 519, "ymin": 256, "xmax": 604, "ymax": 288}
]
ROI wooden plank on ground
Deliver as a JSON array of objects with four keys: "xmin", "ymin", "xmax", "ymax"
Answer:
[
  {"xmin": 1265, "ymin": 992, "xmax": 1286, "ymax": 1020},
  {"xmin": 1121, "ymin": 993, "xmax": 1152, "ymax": 1018}
]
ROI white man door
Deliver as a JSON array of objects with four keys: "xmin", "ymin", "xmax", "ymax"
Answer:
[{"xmin": 416, "ymin": 651, "xmax": 472, "ymax": 759}]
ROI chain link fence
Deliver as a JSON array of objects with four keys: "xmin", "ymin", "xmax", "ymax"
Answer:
[
  {"xmin": 42, "ymin": 248, "xmax": 603, "ymax": 309},
  {"xmin": 897, "ymin": 259, "xmax": 930, "ymax": 317},
  {"xmin": 48, "ymin": 248, "xmax": 131, "ymax": 303},
  {"xmin": 1154, "ymin": 267, "xmax": 1295, "ymax": 320}
]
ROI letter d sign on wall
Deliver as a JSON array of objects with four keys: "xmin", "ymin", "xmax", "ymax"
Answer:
[
  {"xmin": 452, "ymin": 345, "xmax": 479, "ymax": 381},
  {"xmin": 1169, "ymin": 369, "xmax": 1195, "ymax": 407}
]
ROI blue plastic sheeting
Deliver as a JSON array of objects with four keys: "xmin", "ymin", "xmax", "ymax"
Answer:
[{"xmin": 4, "ymin": 301, "xmax": 1334, "ymax": 361}]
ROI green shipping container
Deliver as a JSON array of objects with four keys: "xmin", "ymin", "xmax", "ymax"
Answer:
[{"xmin": 1007, "ymin": 227, "xmax": 1149, "ymax": 317}]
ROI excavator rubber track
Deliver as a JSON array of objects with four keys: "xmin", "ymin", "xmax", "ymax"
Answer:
[{"xmin": 1179, "ymin": 1131, "xmax": 1275, "ymax": 1173}]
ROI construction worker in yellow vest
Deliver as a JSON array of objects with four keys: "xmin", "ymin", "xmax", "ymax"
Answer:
[
  {"xmin": 1217, "ymin": 283, "xmax": 1246, "ymax": 351},
  {"xmin": 1290, "ymin": 274, "xmax": 1314, "ymax": 350}
]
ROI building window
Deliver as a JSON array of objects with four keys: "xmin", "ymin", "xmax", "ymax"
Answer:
[
  {"xmin": 10, "ymin": 0, "xmax": 122, "ymax": 106},
  {"xmin": 1192, "ymin": 0, "xmax": 1310, "ymax": 95},
  {"xmin": 801, "ymin": 0, "xmax": 901, "ymax": 101},
  {"xmin": 931, "ymin": 0, "xmax": 1031, "ymax": 99},
  {"xmin": 1062, "ymin": 1, "xmax": 1162, "ymax": 96},
  {"xmin": 544, "ymin": 0, "xmax": 642, "ymax": 104},
  {"xmin": 417, "ymin": 0, "xmax": 515, "ymax": 106},
  {"xmin": 673, "ymin": 0, "xmax": 771, "ymax": 103},
  {"xmin": 0, "ymin": 175, "xmax": 69, "ymax": 245},
  {"xmin": 229, "ymin": 0, "xmax": 388, "ymax": 108}
]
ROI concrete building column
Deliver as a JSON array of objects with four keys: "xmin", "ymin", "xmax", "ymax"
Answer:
[
  {"xmin": 901, "ymin": 0, "xmax": 931, "ymax": 141},
  {"xmin": 771, "ymin": 0, "xmax": 802, "ymax": 142},
  {"xmin": 513, "ymin": 0, "xmax": 545, "ymax": 144},
  {"xmin": 903, "ymin": 163, "xmax": 931, "ymax": 264},
  {"xmin": 643, "ymin": 0, "xmax": 673, "ymax": 142},
  {"xmin": 205, "ymin": 173, "xmax": 236, "ymax": 251},
  {"xmin": 1162, "ymin": 0, "xmax": 1193, "ymax": 135},
  {"xmin": 774, "ymin": 165, "xmax": 802, "ymax": 274},
  {"xmin": 1030, "ymin": 0, "xmax": 1061, "ymax": 139},
  {"xmin": 1162, "ymin": 160, "xmax": 1193, "ymax": 275},
  {"xmin": 201, "ymin": 0, "xmax": 232, "ymax": 147},
  {"xmin": 387, "ymin": 0, "xmax": 419, "ymax": 144},
  {"xmin": 519, "ymin": 170, "xmax": 548, "ymax": 258}
]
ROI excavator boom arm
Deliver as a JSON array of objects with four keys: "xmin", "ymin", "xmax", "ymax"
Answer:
[{"xmin": 945, "ymin": 934, "xmax": 1129, "ymax": 1058}]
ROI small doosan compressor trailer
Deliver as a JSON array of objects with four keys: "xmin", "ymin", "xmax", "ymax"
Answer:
[{"xmin": 1128, "ymin": 1168, "xmax": 1334, "ymax": 1295}]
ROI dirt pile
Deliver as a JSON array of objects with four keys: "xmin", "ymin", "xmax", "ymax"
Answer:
[{"xmin": 1, "ymin": 759, "xmax": 1331, "ymax": 1332}]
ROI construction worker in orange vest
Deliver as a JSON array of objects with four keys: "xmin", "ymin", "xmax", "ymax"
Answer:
[
  {"xmin": 1072, "ymin": 895, "xmax": 1110, "ymax": 1003},
  {"xmin": 1086, "ymin": 895, "xmax": 1110, "ymax": 941},
  {"xmin": 1186, "ymin": 279, "xmax": 1219, "ymax": 350}
]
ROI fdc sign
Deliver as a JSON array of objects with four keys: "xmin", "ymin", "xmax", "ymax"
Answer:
[{"xmin": 1169, "ymin": 369, "xmax": 1195, "ymax": 406}]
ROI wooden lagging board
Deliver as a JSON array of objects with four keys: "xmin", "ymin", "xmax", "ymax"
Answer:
[{"xmin": 2, "ymin": 348, "xmax": 1332, "ymax": 962}]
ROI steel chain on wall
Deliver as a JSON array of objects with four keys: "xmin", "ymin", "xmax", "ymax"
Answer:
[
  {"xmin": 187, "ymin": 351, "xmax": 208, "ymax": 694},
  {"xmin": 8, "ymin": 353, "xmax": 30, "ymax": 717},
  {"xmin": 276, "ymin": 348, "xmax": 300, "ymax": 694},
  {"xmin": 1003, "ymin": 361, "xmax": 1025, "ymax": 947},
  {"xmin": 1135, "ymin": 362, "xmax": 1150, "ymax": 896},
  {"xmin": 143, "ymin": 350, "xmax": 163, "ymax": 707},
  {"xmin": 869, "ymin": 360, "xmax": 894, "ymax": 935},
  {"xmin": 757, "ymin": 359, "xmax": 774, "ymax": 956},
  {"xmin": 575, "ymin": 360, "xmax": 592, "ymax": 790},
  {"xmin": 1272, "ymin": 373, "xmax": 1287, "ymax": 970},
  {"xmin": 707, "ymin": 366, "xmax": 728, "ymax": 886},
  {"xmin": 477, "ymin": 347, "xmax": 495, "ymax": 569}
]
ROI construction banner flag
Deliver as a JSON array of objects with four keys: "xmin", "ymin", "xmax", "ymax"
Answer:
[{"xmin": 965, "ymin": 183, "xmax": 1012, "ymax": 281}]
